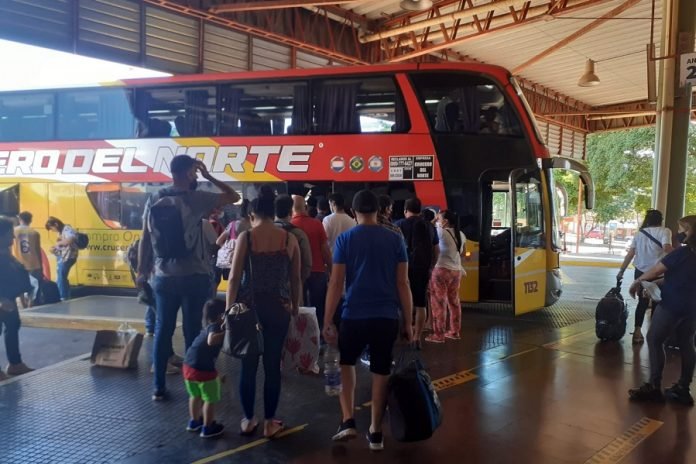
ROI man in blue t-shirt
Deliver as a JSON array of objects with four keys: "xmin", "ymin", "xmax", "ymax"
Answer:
[{"xmin": 323, "ymin": 189, "xmax": 414, "ymax": 452}]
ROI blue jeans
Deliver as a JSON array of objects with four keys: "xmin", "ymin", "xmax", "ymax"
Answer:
[
  {"xmin": 0, "ymin": 309, "xmax": 22, "ymax": 365},
  {"xmin": 152, "ymin": 274, "xmax": 211, "ymax": 393},
  {"xmin": 239, "ymin": 295, "xmax": 291, "ymax": 420},
  {"xmin": 145, "ymin": 306, "xmax": 156, "ymax": 334},
  {"xmin": 57, "ymin": 258, "xmax": 76, "ymax": 300}
]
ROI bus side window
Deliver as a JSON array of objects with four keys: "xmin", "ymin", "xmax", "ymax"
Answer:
[
  {"xmin": 58, "ymin": 89, "xmax": 135, "ymax": 140},
  {"xmin": 0, "ymin": 93, "xmax": 55, "ymax": 142},
  {"xmin": 136, "ymin": 87, "xmax": 216, "ymax": 138},
  {"xmin": 219, "ymin": 81, "xmax": 307, "ymax": 136},
  {"xmin": 313, "ymin": 77, "xmax": 408, "ymax": 134}
]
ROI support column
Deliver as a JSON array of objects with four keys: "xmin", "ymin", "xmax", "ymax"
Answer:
[
  {"xmin": 651, "ymin": 0, "xmax": 668, "ymax": 205},
  {"xmin": 664, "ymin": 0, "xmax": 695, "ymax": 230},
  {"xmin": 653, "ymin": 0, "xmax": 678, "ymax": 213}
]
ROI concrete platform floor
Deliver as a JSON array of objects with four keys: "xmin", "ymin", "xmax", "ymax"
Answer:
[{"xmin": 1, "ymin": 266, "xmax": 693, "ymax": 464}]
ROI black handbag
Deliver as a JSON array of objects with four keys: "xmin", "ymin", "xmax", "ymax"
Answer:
[{"xmin": 222, "ymin": 233, "xmax": 264, "ymax": 359}]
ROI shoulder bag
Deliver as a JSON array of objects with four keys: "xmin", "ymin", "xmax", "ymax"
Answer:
[
  {"xmin": 222, "ymin": 232, "xmax": 264, "ymax": 359},
  {"xmin": 639, "ymin": 229, "xmax": 663, "ymax": 250}
]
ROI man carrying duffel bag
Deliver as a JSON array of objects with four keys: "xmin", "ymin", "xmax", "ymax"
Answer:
[{"xmin": 323, "ymin": 190, "xmax": 414, "ymax": 452}]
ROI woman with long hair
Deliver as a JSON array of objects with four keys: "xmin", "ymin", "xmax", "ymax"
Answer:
[
  {"xmin": 628, "ymin": 225, "xmax": 696, "ymax": 405},
  {"xmin": 617, "ymin": 209, "xmax": 673, "ymax": 343},
  {"xmin": 425, "ymin": 210, "xmax": 466, "ymax": 343},
  {"xmin": 226, "ymin": 186, "xmax": 301, "ymax": 438}
]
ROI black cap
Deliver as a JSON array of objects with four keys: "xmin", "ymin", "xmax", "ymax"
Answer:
[
  {"xmin": 170, "ymin": 155, "xmax": 196, "ymax": 176},
  {"xmin": 352, "ymin": 190, "xmax": 378, "ymax": 214}
]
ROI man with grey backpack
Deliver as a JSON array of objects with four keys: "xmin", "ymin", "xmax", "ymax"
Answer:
[
  {"xmin": 137, "ymin": 155, "xmax": 240, "ymax": 401},
  {"xmin": 617, "ymin": 209, "xmax": 673, "ymax": 344}
]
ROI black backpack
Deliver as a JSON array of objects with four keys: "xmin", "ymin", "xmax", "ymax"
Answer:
[
  {"xmin": 75, "ymin": 232, "xmax": 89, "ymax": 250},
  {"xmin": 147, "ymin": 191, "xmax": 198, "ymax": 259},
  {"xmin": 595, "ymin": 279, "xmax": 628, "ymax": 341}
]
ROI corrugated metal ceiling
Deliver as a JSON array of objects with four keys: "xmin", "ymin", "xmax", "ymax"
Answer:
[{"xmin": 347, "ymin": 0, "xmax": 665, "ymax": 107}]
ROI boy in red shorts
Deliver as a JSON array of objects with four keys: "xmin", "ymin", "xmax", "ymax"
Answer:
[{"xmin": 183, "ymin": 299, "xmax": 225, "ymax": 438}]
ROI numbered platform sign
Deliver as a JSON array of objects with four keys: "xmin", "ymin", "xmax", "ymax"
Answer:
[{"xmin": 680, "ymin": 52, "xmax": 696, "ymax": 87}]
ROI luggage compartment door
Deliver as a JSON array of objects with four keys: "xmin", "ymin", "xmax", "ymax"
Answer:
[{"xmin": 510, "ymin": 169, "xmax": 547, "ymax": 315}]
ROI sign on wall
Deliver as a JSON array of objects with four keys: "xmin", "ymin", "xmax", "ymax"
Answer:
[{"xmin": 680, "ymin": 52, "xmax": 696, "ymax": 87}]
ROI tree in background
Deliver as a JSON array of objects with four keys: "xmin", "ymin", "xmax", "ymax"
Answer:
[{"xmin": 555, "ymin": 126, "xmax": 695, "ymax": 227}]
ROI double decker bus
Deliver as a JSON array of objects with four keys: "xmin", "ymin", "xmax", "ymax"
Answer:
[{"xmin": 0, "ymin": 63, "xmax": 592, "ymax": 315}]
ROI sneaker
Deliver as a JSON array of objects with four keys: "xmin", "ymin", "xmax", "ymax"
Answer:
[
  {"xmin": 169, "ymin": 354, "xmax": 184, "ymax": 366},
  {"xmin": 444, "ymin": 333, "xmax": 461, "ymax": 340},
  {"xmin": 200, "ymin": 422, "xmax": 225, "ymax": 439},
  {"xmin": 632, "ymin": 330, "xmax": 645, "ymax": 344},
  {"xmin": 332, "ymin": 418, "xmax": 357, "ymax": 441},
  {"xmin": 641, "ymin": 281, "xmax": 662, "ymax": 302},
  {"xmin": 425, "ymin": 335, "xmax": 445, "ymax": 344},
  {"xmin": 360, "ymin": 352, "xmax": 370, "ymax": 366},
  {"xmin": 187, "ymin": 418, "xmax": 203, "ymax": 432},
  {"xmin": 665, "ymin": 383, "xmax": 694, "ymax": 406},
  {"xmin": 366, "ymin": 430, "xmax": 384, "ymax": 451},
  {"xmin": 152, "ymin": 389, "xmax": 168, "ymax": 401},
  {"xmin": 629, "ymin": 383, "xmax": 664, "ymax": 402},
  {"xmin": 6, "ymin": 363, "xmax": 34, "ymax": 376},
  {"xmin": 150, "ymin": 363, "xmax": 181, "ymax": 375}
]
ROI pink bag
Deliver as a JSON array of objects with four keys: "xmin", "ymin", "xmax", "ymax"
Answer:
[
  {"xmin": 282, "ymin": 307, "xmax": 320, "ymax": 374},
  {"xmin": 216, "ymin": 221, "xmax": 238, "ymax": 269}
]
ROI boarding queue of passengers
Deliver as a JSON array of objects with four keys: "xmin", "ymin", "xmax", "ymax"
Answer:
[{"xmin": 1, "ymin": 158, "xmax": 694, "ymax": 449}]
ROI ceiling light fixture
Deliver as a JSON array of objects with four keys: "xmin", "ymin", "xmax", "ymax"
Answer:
[
  {"xmin": 399, "ymin": 0, "xmax": 433, "ymax": 12},
  {"xmin": 578, "ymin": 59, "xmax": 600, "ymax": 87}
]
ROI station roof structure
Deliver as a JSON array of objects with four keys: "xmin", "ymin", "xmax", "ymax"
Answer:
[
  {"xmin": 161, "ymin": 0, "xmax": 694, "ymax": 133},
  {"xmin": 1, "ymin": 0, "xmax": 693, "ymax": 137}
]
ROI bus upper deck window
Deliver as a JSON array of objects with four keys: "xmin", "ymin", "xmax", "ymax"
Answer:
[
  {"xmin": 412, "ymin": 73, "xmax": 522, "ymax": 136},
  {"xmin": 136, "ymin": 87, "xmax": 216, "ymax": 138},
  {"xmin": 0, "ymin": 93, "xmax": 55, "ymax": 142}
]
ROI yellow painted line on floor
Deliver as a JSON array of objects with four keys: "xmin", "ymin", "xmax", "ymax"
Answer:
[
  {"xmin": 584, "ymin": 417, "xmax": 663, "ymax": 464},
  {"xmin": 191, "ymin": 423, "xmax": 308, "ymax": 464},
  {"xmin": 560, "ymin": 270, "xmax": 575, "ymax": 285},
  {"xmin": 561, "ymin": 260, "xmax": 625, "ymax": 268}
]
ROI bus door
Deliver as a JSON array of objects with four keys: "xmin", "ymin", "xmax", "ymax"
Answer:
[{"xmin": 510, "ymin": 169, "xmax": 547, "ymax": 315}]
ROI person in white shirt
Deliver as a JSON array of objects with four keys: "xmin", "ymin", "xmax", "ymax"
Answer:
[
  {"xmin": 426, "ymin": 210, "xmax": 466, "ymax": 344},
  {"xmin": 618, "ymin": 209, "xmax": 673, "ymax": 344},
  {"xmin": 322, "ymin": 193, "xmax": 356, "ymax": 253}
]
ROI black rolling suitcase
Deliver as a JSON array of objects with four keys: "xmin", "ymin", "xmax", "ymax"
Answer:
[
  {"xmin": 595, "ymin": 278, "xmax": 628, "ymax": 341},
  {"xmin": 387, "ymin": 350, "xmax": 442, "ymax": 442}
]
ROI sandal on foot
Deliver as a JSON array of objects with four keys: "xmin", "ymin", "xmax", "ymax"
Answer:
[
  {"xmin": 240, "ymin": 418, "xmax": 258, "ymax": 436},
  {"xmin": 264, "ymin": 419, "xmax": 286, "ymax": 439}
]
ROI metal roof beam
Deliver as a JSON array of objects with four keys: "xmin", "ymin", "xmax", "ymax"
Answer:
[
  {"xmin": 380, "ymin": 0, "xmax": 609, "ymax": 63},
  {"xmin": 511, "ymin": 0, "xmax": 641, "ymax": 74},
  {"xmin": 210, "ymin": 0, "xmax": 362, "ymax": 13}
]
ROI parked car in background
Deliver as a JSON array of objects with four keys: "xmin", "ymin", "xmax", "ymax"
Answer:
[{"xmin": 586, "ymin": 229, "xmax": 604, "ymax": 240}]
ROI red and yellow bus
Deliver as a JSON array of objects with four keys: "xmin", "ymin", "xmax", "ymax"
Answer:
[{"xmin": 0, "ymin": 63, "xmax": 592, "ymax": 314}]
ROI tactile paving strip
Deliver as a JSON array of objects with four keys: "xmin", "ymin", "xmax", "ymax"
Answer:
[
  {"xmin": 584, "ymin": 417, "xmax": 663, "ymax": 464},
  {"xmin": 463, "ymin": 299, "xmax": 596, "ymax": 329}
]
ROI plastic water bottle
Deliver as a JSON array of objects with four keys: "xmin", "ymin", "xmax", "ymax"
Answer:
[{"xmin": 323, "ymin": 346, "xmax": 342, "ymax": 396}]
